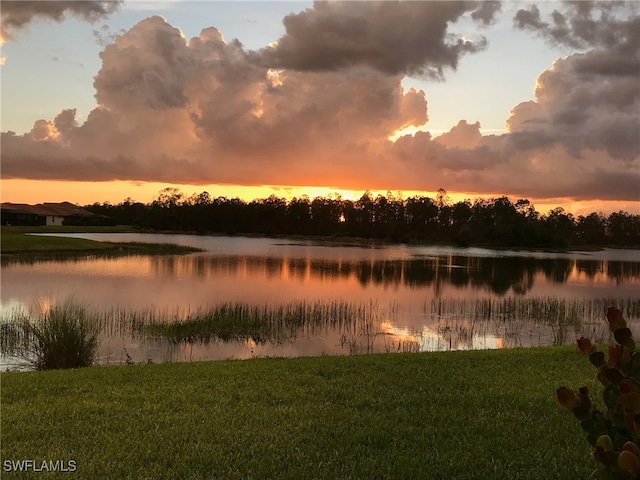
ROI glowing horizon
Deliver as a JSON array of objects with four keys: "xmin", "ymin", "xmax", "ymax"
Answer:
[
  {"xmin": 1, "ymin": 3, "xmax": 638, "ymax": 216},
  {"xmin": 2, "ymin": 178, "xmax": 638, "ymax": 217}
]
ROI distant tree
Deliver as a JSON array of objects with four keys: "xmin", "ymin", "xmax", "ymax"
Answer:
[
  {"xmin": 382, "ymin": 191, "xmax": 406, "ymax": 241},
  {"xmin": 576, "ymin": 212, "xmax": 607, "ymax": 245},
  {"xmin": 181, "ymin": 191, "xmax": 213, "ymax": 233},
  {"xmin": 542, "ymin": 207, "xmax": 576, "ymax": 247},
  {"xmin": 468, "ymin": 198, "xmax": 493, "ymax": 243},
  {"xmin": 287, "ymin": 196, "xmax": 312, "ymax": 234},
  {"xmin": 435, "ymin": 188, "xmax": 450, "ymax": 209},
  {"xmin": 451, "ymin": 200, "xmax": 472, "ymax": 246},
  {"xmin": 607, "ymin": 211, "xmax": 640, "ymax": 246},
  {"xmin": 515, "ymin": 199, "xmax": 539, "ymax": 221},
  {"xmin": 310, "ymin": 196, "xmax": 342, "ymax": 235},
  {"xmin": 353, "ymin": 191, "xmax": 375, "ymax": 237},
  {"xmin": 491, "ymin": 197, "xmax": 523, "ymax": 246},
  {"xmin": 155, "ymin": 187, "xmax": 184, "ymax": 209},
  {"xmin": 188, "ymin": 191, "xmax": 212, "ymax": 206},
  {"xmin": 218, "ymin": 197, "xmax": 248, "ymax": 234},
  {"xmin": 118, "ymin": 198, "xmax": 147, "ymax": 226},
  {"xmin": 405, "ymin": 196, "xmax": 438, "ymax": 239},
  {"xmin": 83, "ymin": 188, "xmax": 638, "ymax": 248},
  {"xmin": 451, "ymin": 200, "xmax": 472, "ymax": 227},
  {"xmin": 248, "ymin": 195, "xmax": 287, "ymax": 234},
  {"xmin": 341, "ymin": 199, "xmax": 357, "ymax": 232}
]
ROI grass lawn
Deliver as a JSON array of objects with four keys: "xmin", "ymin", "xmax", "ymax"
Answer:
[
  {"xmin": 1, "ymin": 232, "xmax": 118, "ymax": 253},
  {"xmin": 1, "ymin": 347, "xmax": 599, "ymax": 479},
  {"xmin": 0, "ymin": 226, "xmax": 138, "ymax": 234},
  {"xmin": 0, "ymin": 227, "xmax": 200, "ymax": 256}
]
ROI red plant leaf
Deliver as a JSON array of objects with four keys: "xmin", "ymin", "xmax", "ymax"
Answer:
[
  {"xmin": 619, "ymin": 392, "xmax": 640, "ymax": 413},
  {"xmin": 556, "ymin": 386, "xmax": 579, "ymax": 410},
  {"xmin": 577, "ymin": 337, "xmax": 594, "ymax": 355},
  {"xmin": 607, "ymin": 307, "xmax": 627, "ymax": 332}
]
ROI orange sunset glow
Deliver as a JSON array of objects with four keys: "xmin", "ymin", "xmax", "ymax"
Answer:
[
  {"xmin": 1, "ymin": 1, "xmax": 638, "ymax": 216},
  {"xmin": 2, "ymin": 178, "xmax": 637, "ymax": 217}
]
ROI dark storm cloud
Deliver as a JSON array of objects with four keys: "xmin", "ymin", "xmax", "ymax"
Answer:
[
  {"xmin": 514, "ymin": 1, "xmax": 639, "ymax": 51},
  {"xmin": 471, "ymin": 1, "xmax": 502, "ymax": 26},
  {"xmin": 509, "ymin": 1, "xmax": 640, "ymax": 164},
  {"xmin": 250, "ymin": 1, "xmax": 492, "ymax": 79},
  {"xmin": 1, "ymin": 0, "xmax": 123, "ymax": 40}
]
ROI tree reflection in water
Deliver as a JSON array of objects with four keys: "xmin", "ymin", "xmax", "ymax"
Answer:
[
  {"xmin": 132, "ymin": 254, "xmax": 640, "ymax": 295},
  {"xmin": 2, "ymin": 246, "xmax": 639, "ymax": 367}
]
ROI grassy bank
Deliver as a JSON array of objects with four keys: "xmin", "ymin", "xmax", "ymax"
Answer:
[
  {"xmin": 1, "ymin": 225, "xmax": 611, "ymax": 253},
  {"xmin": 1, "ymin": 347, "xmax": 598, "ymax": 479},
  {"xmin": 0, "ymin": 225, "xmax": 138, "ymax": 234},
  {"xmin": 0, "ymin": 226, "xmax": 201, "ymax": 257}
]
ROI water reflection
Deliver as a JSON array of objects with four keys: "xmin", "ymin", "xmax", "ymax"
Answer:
[
  {"xmin": 2, "ymin": 235, "xmax": 640, "ymax": 368},
  {"xmin": 142, "ymin": 254, "xmax": 640, "ymax": 295},
  {"xmin": 5, "ymin": 293, "xmax": 638, "ymax": 370}
]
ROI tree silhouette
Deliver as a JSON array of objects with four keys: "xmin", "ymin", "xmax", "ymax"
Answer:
[{"xmin": 84, "ymin": 189, "xmax": 640, "ymax": 248}]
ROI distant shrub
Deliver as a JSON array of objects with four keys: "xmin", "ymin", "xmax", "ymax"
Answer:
[{"xmin": 1, "ymin": 299, "xmax": 98, "ymax": 370}]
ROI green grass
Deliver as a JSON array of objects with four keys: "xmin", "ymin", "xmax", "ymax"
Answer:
[
  {"xmin": 0, "ymin": 230, "xmax": 201, "ymax": 257},
  {"xmin": 0, "ymin": 225, "xmax": 142, "ymax": 254},
  {"xmin": 0, "ymin": 225, "xmax": 138, "ymax": 234},
  {"xmin": 1, "ymin": 347, "xmax": 599, "ymax": 479},
  {"xmin": 1, "ymin": 232, "xmax": 117, "ymax": 253}
]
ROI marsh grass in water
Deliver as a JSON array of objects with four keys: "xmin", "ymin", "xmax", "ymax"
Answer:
[
  {"xmin": 427, "ymin": 297, "xmax": 640, "ymax": 347},
  {"xmin": 1, "ymin": 299, "xmax": 98, "ymax": 370},
  {"xmin": 134, "ymin": 297, "xmax": 640, "ymax": 346},
  {"xmin": 2, "ymin": 296, "xmax": 639, "ymax": 368},
  {"xmin": 143, "ymin": 300, "xmax": 378, "ymax": 345},
  {"xmin": 427, "ymin": 297, "xmax": 640, "ymax": 324}
]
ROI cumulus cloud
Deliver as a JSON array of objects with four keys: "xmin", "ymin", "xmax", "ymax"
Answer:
[
  {"xmin": 250, "ymin": 1, "xmax": 492, "ymax": 79},
  {"xmin": 506, "ymin": 52, "xmax": 639, "ymax": 160},
  {"xmin": 1, "ymin": 15, "xmax": 428, "ymax": 186},
  {"xmin": 514, "ymin": 2, "xmax": 640, "ymax": 51},
  {"xmin": 494, "ymin": 0, "xmax": 640, "ymax": 199},
  {"xmin": 434, "ymin": 120, "xmax": 483, "ymax": 149},
  {"xmin": 507, "ymin": 1, "xmax": 640, "ymax": 162},
  {"xmin": 1, "ymin": 2, "xmax": 639, "ymax": 203},
  {"xmin": 1, "ymin": 0, "xmax": 123, "ymax": 41},
  {"xmin": 386, "ymin": 134, "xmax": 638, "ymax": 202}
]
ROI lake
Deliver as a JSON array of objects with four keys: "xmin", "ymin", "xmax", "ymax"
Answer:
[{"xmin": 2, "ymin": 233, "xmax": 639, "ymax": 368}]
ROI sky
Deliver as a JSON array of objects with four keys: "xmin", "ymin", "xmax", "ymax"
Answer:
[{"xmin": 1, "ymin": 0, "xmax": 639, "ymax": 216}]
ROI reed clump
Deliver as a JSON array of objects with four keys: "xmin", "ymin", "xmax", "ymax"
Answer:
[
  {"xmin": 144, "ymin": 300, "xmax": 378, "ymax": 345},
  {"xmin": 1, "ymin": 299, "xmax": 99, "ymax": 370},
  {"xmin": 427, "ymin": 297, "xmax": 640, "ymax": 326}
]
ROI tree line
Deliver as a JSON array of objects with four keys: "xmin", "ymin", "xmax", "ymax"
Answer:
[{"xmin": 85, "ymin": 188, "xmax": 640, "ymax": 248}]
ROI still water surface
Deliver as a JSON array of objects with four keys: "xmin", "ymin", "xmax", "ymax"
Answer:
[{"xmin": 2, "ymin": 234, "xmax": 639, "ymax": 367}]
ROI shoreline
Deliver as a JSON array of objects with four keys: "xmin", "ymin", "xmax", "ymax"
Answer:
[
  {"xmin": 3, "ymin": 225, "xmax": 631, "ymax": 254},
  {"xmin": 0, "ymin": 227, "xmax": 202, "ymax": 259}
]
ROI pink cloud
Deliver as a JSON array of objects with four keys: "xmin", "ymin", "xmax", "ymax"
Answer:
[{"xmin": 1, "ymin": 2, "xmax": 638, "ymax": 205}]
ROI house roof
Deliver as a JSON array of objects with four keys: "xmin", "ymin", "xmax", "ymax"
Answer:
[{"xmin": 0, "ymin": 202, "xmax": 94, "ymax": 217}]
